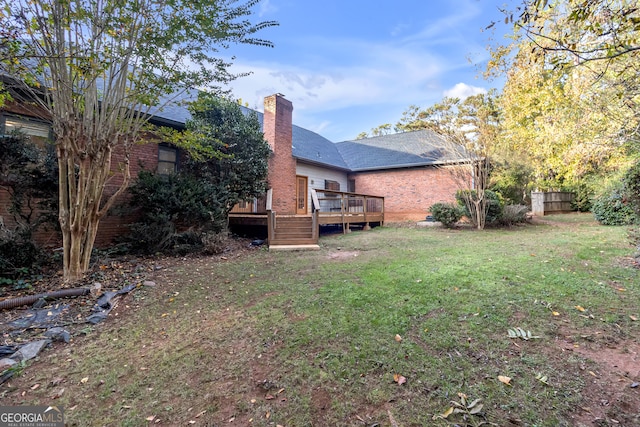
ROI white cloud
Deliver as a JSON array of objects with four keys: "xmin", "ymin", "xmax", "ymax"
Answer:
[
  {"xmin": 258, "ymin": 0, "xmax": 277, "ymax": 17},
  {"xmin": 225, "ymin": 36, "xmax": 446, "ymax": 116},
  {"xmin": 221, "ymin": 0, "xmax": 498, "ymax": 140},
  {"xmin": 443, "ymin": 82, "xmax": 487, "ymax": 99}
]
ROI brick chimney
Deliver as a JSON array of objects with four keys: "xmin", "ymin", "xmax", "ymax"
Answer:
[{"xmin": 263, "ymin": 94, "xmax": 296, "ymax": 214}]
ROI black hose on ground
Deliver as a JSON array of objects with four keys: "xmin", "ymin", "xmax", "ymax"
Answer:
[{"xmin": 0, "ymin": 288, "xmax": 90, "ymax": 310}]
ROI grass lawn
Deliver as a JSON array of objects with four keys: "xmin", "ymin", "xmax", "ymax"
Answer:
[{"xmin": 2, "ymin": 213, "xmax": 639, "ymax": 426}]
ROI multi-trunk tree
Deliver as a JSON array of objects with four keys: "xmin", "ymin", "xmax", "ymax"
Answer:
[
  {"xmin": 0, "ymin": 0, "xmax": 276, "ymax": 281},
  {"xmin": 391, "ymin": 93, "xmax": 501, "ymax": 229}
]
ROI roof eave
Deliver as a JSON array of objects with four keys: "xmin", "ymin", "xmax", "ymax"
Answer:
[
  {"xmin": 294, "ymin": 156, "xmax": 351, "ymax": 172},
  {"xmin": 349, "ymin": 158, "xmax": 473, "ymax": 172}
]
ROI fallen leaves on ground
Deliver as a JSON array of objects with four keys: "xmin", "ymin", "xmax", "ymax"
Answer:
[
  {"xmin": 498, "ymin": 375, "xmax": 512, "ymax": 386},
  {"xmin": 393, "ymin": 373, "xmax": 407, "ymax": 385}
]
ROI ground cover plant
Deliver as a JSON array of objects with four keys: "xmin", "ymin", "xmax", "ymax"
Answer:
[{"xmin": 1, "ymin": 213, "xmax": 638, "ymax": 426}]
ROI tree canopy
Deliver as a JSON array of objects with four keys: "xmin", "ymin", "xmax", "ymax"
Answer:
[
  {"xmin": 183, "ymin": 94, "xmax": 272, "ymax": 229},
  {"xmin": 0, "ymin": 0, "xmax": 276, "ymax": 280},
  {"xmin": 489, "ymin": 0, "xmax": 639, "ymax": 194}
]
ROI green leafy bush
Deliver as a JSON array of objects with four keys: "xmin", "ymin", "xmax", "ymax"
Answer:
[
  {"xmin": 567, "ymin": 181, "xmax": 594, "ymax": 212},
  {"xmin": 123, "ymin": 171, "xmax": 210, "ymax": 254},
  {"xmin": 122, "ymin": 96, "xmax": 271, "ymax": 255},
  {"xmin": 0, "ymin": 228, "xmax": 43, "ymax": 278},
  {"xmin": 0, "ymin": 134, "xmax": 58, "ymax": 277},
  {"xmin": 429, "ymin": 202, "xmax": 462, "ymax": 228},
  {"xmin": 489, "ymin": 160, "xmax": 534, "ymax": 205},
  {"xmin": 456, "ymin": 189, "xmax": 505, "ymax": 226},
  {"xmin": 622, "ymin": 160, "xmax": 640, "ymax": 217},
  {"xmin": 592, "ymin": 183, "xmax": 638, "ymax": 225}
]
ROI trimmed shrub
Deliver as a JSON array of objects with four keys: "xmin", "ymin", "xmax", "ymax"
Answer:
[
  {"xmin": 592, "ymin": 183, "xmax": 638, "ymax": 225},
  {"xmin": 429, "ymin": 202, "xmax": 462, "ymax": 228},
  {"xmin": 499, "ymin": 205, "xmax": 530, "ymax": 226}
]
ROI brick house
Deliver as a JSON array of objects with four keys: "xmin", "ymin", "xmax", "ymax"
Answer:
[{"xmin": 1, "ymin": 93, "xmax": 470, "ymax": 248}]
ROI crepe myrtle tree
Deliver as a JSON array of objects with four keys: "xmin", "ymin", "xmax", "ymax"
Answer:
[
  {"xmin": 0, "ymin": 0, "xmax": 276, "ymax": 281},
  {"xmin": 393, "ymin": 94, "xmax": 500, "ymax": 229}
]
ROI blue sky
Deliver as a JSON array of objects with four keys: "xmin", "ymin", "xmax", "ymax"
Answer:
[{"xmin": 222, "ymin": 0, "xmax": 514, "ymax": 142}]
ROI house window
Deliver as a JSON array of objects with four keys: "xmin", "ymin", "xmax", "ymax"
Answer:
[
  {"xmin": 348, "ymin": 179, "xmax": 356, "ymax": 193},
  {"xmin": 324, "ymin": 180, "xmax": 340, "ymax": 191},
  {"xmin": 158, "ymin": 145, "xmax": 178, "ymax": 175},
  {"xmin": 2, "ymin": 115, "xmax": 52, "ymax": 147},
  {"xmin": 324, "ymin": 180, "xmax": 340, "ymax": 198}
]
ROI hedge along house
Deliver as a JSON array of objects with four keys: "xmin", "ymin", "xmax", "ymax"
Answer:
[{"xmin": 1, "ymin": 92, "xmax": 470, "ymax": 249}]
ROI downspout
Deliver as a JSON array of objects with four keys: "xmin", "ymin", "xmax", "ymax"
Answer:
[{"xmin": 0, "ymin": 288, "xmax": 90, "ymax": 310}]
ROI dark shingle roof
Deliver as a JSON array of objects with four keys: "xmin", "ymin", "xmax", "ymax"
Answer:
[
  {"xmin": 335, "ymin": 130, "xmax": 466, "ymax": 171},
  {"xmin": 291, "ymin": 125, "xmax": 349, "ymax": 169},
  {"xmin": 152, "ymin": 98, "xmax": 350, "ymax": 170},
  {"xmin": 148, "ymin": 94, "xmax": 463, "ymax": 172}
]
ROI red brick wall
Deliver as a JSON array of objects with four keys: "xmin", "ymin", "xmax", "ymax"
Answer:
[
  {"xmin": 93, "ymin": 142, "xmax": 159, "ymax": 247},
  {"xmin": 351, "ymin": 166, "xmax": 466, "ymax": 222},
  {"xmin": 263, "ymin": 94, "xmax": 297, "ymax": 214},
  {"xmin": 0, "ymin": 140, "xmax": 160, "ymax": 248}
]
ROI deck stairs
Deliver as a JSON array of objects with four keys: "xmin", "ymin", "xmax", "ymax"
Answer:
[{"xmin": 268, "ymin": 215, "xmax": 319, "ymax": 250}]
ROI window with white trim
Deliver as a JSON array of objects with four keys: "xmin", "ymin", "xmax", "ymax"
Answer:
[{"xmin": 2, "ymin": 115, "xmax": 52, "ymax": 146}]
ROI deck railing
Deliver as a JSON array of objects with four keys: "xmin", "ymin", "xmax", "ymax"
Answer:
[
  {"xmin": 231, "ymin": 189, "xmax": 383, "ymax": 217},
  {"xmin": 314, "ymin": 189, "xmax": 384, "ymax": 230},
  {"xmin": 231, "ymin": 188, "xmax": 384, "ymax": 232},
  {"xmin": 229, "ymin": 194, "xmax": 268, "ymax": 214},
  {"xmin": 314, "ymin": 190, "xmax": 383, "ymax": 212}
]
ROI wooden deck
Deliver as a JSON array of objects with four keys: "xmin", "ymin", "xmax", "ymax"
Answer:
[{"xmin": 229, "ymin": 190, "xmax": 384, "ymax": 246}]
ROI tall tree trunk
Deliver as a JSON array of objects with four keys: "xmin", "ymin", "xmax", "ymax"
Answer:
[{"xmin": 57, "ymin": 132, "xmax": 129, "ymax": 282}]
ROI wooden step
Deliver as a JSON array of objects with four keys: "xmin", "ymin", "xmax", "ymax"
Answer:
[{"xmin": 269, "ymin": 216, "xmax": 317, "ymax": 246}]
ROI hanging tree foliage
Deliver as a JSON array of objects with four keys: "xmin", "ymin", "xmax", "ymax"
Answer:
[
  {"xmin": 0, "ymin": 0, "xmax": 276, "ymax": 281},
  {"xmin": 486, "ymin": 0, "xmax": 639, "ymax": 194}
]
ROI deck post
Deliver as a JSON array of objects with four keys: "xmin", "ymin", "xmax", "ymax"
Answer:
[
  {"xmin": 363, "ymin": 196, "xmax": 371, "ymax": 230},
  {"xmin": 341, "ymin": 193, "xmax": 350, "ymax": 233},
  {"xmin": 267, "ymin": 210, "xmax": 276, "ymax": 243},
  {"xmin": 312, "ymin": 210, "xmax": 319, "ymax": 241}
]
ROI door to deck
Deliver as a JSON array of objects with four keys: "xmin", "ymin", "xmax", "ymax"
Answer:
[{"xmin": 296, "ymin": 175, "xmax": 308, "ymax": 215}]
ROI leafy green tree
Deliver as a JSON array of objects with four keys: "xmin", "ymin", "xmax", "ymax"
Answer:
[
  {"xmin": 511, "ymin": 0, "xmax": 639, "ymax": 66},
  {"xmin": 125, "ymin": 96, "xmax": 270, "ymax": 253},
  {"xmin": 183, "ymin": 95, "xmax": 271, "ymax": 229},
  {"xmin": 0, "ymin": 0, "xmax": 276, "ymax": 280},
  {"xmin": 395, "ymin": 98, "xmax": 461, "ymax": 134},
  {"xmin": 487, "ymin": 1, "xmax": 638, "ymax": 196},
  {"xmin": 396, "ymin": 93, "xmax": 501, "ymax": 229}
]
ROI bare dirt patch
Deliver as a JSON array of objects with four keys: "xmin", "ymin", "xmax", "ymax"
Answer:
[
  {"xmin": 549, "ymin": 326, "xmax": 640, "ymax": 426},
  {"xmin": 327, "ymin": 250, "xmax": 360, "ymax": 260}
]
